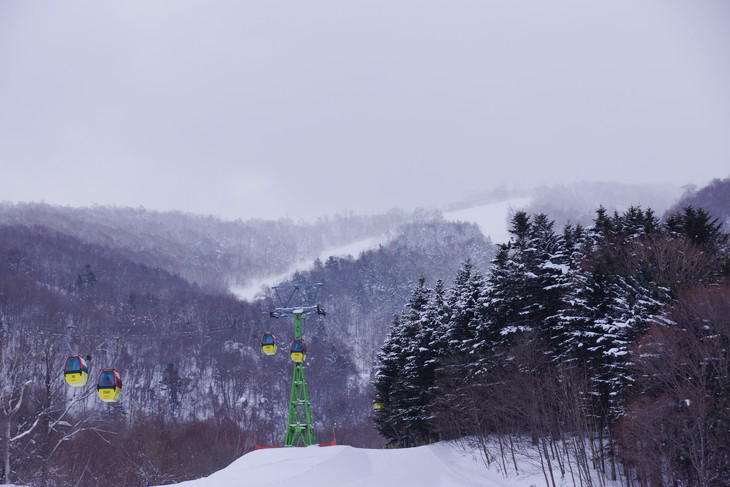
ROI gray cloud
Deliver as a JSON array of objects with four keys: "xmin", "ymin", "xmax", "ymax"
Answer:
[{"xmin": 1, "ymin": 0, "xmax": 728, "ymax": 220}]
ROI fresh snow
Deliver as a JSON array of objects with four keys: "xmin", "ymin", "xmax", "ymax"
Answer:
[
  {"xmin": 443, "ymin": 197, "xmax": 532, "ymax": 245},
  {"xmin": 156, "ymin": 441, "xmax": 589, "ymax": 487},
  {"xmin": 9, "ymin": 442, "xmax": 560, "ymax": 487}
]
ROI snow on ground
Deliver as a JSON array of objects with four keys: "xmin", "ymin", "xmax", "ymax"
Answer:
[
  {"xmin": 0, "ymin": 440, "xmax": 619, "ymax": 487},
  {"xmin": 443, "ymin": 197, "xmax": 532, "ymax": 245},
  {"xmin": 159, "ymin": 442, "xmax": 564, "ymax": 487}
]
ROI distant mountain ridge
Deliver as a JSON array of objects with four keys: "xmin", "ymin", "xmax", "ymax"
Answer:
[
  {"xmin": 665, "ymin": 176, "xmax": 730, "ymax": 231},
  {"xmin": 0, "ymin": 202, "xmax": 412, "ymax": 293},
  {"xmin": 0, "ymin": 181, "xmax": 693, "ymax": 295}
]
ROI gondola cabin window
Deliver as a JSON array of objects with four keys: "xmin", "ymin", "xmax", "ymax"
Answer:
[{"xmin": 65, "ymin": 356, "xmax": 80, "ymax": 371}]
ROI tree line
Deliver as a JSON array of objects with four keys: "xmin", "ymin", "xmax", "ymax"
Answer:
[
  {"xmin": 0, "ymin": 217, "xmax": 491, "ymax": 486},
  {"xmin": 0, "ymin": 224, "xmax": 275, "ymax": 486},
  {"xmin": 0, "ymin": 202, "xmax": 413, "ymax": 292},
  {"xmin": 373, "ymin": 206, "xmax": 729, "ymax": 487}
]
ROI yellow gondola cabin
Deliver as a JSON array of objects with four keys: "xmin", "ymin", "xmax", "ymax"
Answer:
[
  {"xmin": 97, "ymin": 369, "xmax": 122, "ymax": 402},
  {"xmin": 261, "ymin": 332, "xmax": 277, "ymax": 355},
  {"xmin": 290, "ymin": 339, "xmax": 306, "ymax": 363},
  {"xmin": 64, "ymin": 355, "xmax": 89, "ymax": 387}
]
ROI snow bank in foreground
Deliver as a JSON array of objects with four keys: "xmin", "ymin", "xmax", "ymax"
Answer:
[{"xmin": 159, "ymin": 442, "xmax": 561, "ymax": 487}]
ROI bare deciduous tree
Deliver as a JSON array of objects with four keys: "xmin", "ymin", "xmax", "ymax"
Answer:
[{"xmin": 618, "ymin": 284, "xmax": 730, "ymax": 487}]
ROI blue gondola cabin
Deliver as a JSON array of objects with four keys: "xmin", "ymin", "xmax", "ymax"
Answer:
[
  {"xmin": 290, "ymin": 339, "xmax": 306, "ymax": 362},
  {"xmin": 64, "ymin": 355, "xmax": 89, "ymax": 387},
  {"xmin": 261, "ymin": 333, "xmax": 277, "ymax": 355},
  {"xmin": 97, "ymin": 369, "xmax": 122, "ymax": 402}
]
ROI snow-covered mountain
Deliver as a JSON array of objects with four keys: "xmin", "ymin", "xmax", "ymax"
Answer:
[
  {"xmin": 231, "ymin": 197, "xmax": 531, "ymax": 300},
  {"xmin": 230, "ymin": 235, "xmax": 391, "ymax": 300}
]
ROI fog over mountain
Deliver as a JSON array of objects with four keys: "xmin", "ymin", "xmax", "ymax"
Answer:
[{"xmin": 1, "ymin": 1, "xmax": 728, "ymax": 220}]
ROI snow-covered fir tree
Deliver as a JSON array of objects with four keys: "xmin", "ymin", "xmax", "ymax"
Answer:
[
  {"xmin": 373, "ymin": 278, "xmax": 432, "ymax": 446},
  {"xmin": 550, "ymin": 207, "xmax": 670, "ymax": 422},
  {"xmin": 480, "ymin": 212, "xmax": 568, "ymax": 356}
]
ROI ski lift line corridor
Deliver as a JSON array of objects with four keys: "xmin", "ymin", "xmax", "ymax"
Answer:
[
  {"xmin": 15, "ymin": 283, "xmax": 324, "ymax": 407},
  {"xmin": 59, "ymin": 320, "xmax": 222, "ymax": 404},
  {"xmin": 8, "ymin": 318, "xmax": 246, "ymax": 404}
]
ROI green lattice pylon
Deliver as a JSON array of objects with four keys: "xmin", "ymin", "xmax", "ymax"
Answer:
[{"xmin": 284, "ymin": 312, "xmax": 316, "ymax": 446}]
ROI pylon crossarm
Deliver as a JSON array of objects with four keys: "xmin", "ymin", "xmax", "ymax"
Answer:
[{"xmin": 269, "ymin": 305, "xmax": 325, "ymax": 319}]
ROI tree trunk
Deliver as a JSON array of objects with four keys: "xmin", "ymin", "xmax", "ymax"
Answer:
[{"xmin": 3, "ymin": 419, "xmax": 10, "ymax": 484}]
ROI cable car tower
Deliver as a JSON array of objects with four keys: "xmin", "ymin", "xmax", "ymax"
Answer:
[{"xmin": 268, "ymin": 284, "xmax": 326, "ymax": 447}]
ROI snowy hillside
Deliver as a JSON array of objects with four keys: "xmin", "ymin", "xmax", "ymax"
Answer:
[
  {"xmin": 158, "ymin": 440, "xmax": 618, "ymax": 487},
  {"xmin": 230, "ymin": 235, "xmax": 389, "ymax": 300},
  {"xmin": 231, "ymin": 197, "xmax": 530, "ymax": 300},
  {"xmin": 443, "ymin": 197, "xmax": 531, "ymax": 245}
]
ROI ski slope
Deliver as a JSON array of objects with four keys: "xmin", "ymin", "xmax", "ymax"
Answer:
[
  {"xmin": 443, "ymin": 197, "xmax": 531, "ymax": 245},
  {"xmin": 231, "ymin": 198, "xmax": 531, "ymax": 301},
  {"xmin": 159, "ymin": 442, "xmax": 563, "ymax": 487},
  {"xmin": 230, "ymin": 235, "xmax": 389, "ymax": 300}
]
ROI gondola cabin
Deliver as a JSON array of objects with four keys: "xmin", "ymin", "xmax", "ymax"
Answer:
[
  {"xmin": 97, "ymin": 369, "xmax": 122, "ymax": 402},
  {"xmin": 290, "ymin": 339, "xmax": 306, "ymax": 363},
  {"xmin": 261, "ymin": 333, "xmax": 277, "ymax": 355},
  {"xmin": 64, "ymin": 355, "xmax": 89, "ymax": 387}
]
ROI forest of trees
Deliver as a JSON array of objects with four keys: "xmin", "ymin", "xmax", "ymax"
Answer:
[
  {"xmin": 0, "ymin": 202, "xmax": 413, "ymax": 292},
  {"xmin": 0, "ymin": 210, "xmax": 492, "ymax": 486},
  {"xmin": 0, "ymin": 224, "xmax": 271, "ymax": 486},
  {"xmin": 373, "ymin": 205, "xmax": 729, "ymax": 487},
  {"xmin": 1, "ymin": 178, "xmax": 728, "ymax": 486}
]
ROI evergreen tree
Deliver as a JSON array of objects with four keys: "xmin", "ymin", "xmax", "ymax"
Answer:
[
  {"xmin": 442, "ymin": 260, "xmax": 485, "ymax": 358},
  {"xmin": 373, "ymin": 312, "xmax": 409, "ymax": 445},
  {"xmin": 614, "ymin": 205, "xmax": 660, "ymax": 238},
  {"xmin": 373, "ymin": 278, "xmax": 432, "ymax": 446},
  {"xmin": 429, "ymin": 261, "xmax": 486, "ymax": 438},
  {"xmin": 551, "ymin": 207, "xmax": 669, "ymax": 423},
  {"xmin": 407, "ymin": 279, "xmax": 450, "ymax": 442},
  {"xmin": 397, "ymin": 277, "xmax": 433, "ymax": 446},
  {"xmin": 665, "ymin": 205, "xmax": 726, "ymax": 251},
  {"xmin": 481, "ymin": 212, "xmax": 567, "ymax": 351}
]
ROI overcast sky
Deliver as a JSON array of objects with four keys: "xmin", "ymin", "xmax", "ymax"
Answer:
[{"xmin": 1, "ymin": 1, "xmax": 728, "ymax": 221}]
